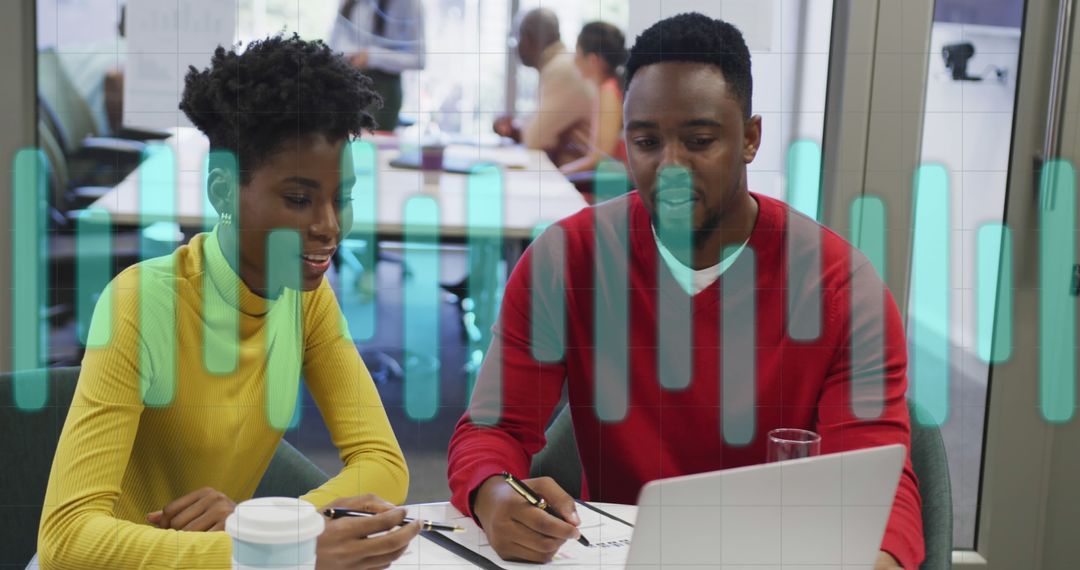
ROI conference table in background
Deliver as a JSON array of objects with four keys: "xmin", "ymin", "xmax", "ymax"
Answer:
[
  {"xmin": 88, "ymin": 128, "xmax": 589, "ymax": 254},
  {"xmin": 86, "ymin": 128, "xmax": 588, "ymax": 374}
]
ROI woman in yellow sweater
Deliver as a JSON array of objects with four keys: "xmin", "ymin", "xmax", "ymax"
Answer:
[{"xmin": 38, "ymin": 34, "xmax": 418, "ymax": 569}]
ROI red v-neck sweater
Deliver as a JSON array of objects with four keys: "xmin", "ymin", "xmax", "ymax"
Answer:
[{"xmin": 448, "ymin": 192, "xmax": 924, "ymax": 568}]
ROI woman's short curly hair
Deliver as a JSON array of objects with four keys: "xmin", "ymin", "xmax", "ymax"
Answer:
[{"xmin": 179, "ymin": 33, "xmax": 380, "ymax": 184}]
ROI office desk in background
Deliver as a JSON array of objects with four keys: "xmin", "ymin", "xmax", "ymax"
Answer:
[{"xmin": 88, "ymin": 128, "xmax": 588, "ymax": 242}]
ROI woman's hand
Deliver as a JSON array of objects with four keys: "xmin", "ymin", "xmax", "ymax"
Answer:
[
  {"xmin": 316, "ymin": 494, "xmax": 421, "ymax": 570},
  {"xmin": 146, "ymin": 487, "xmax": 236, "ymax": 532}
]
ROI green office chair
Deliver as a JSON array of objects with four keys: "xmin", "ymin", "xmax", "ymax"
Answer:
[
  {"xmin": 529, "ymin": 405, "xmax": 582, "ymax": 499},
  {"xmin": 253, "ymin": 439, "xmax": 330, "ymax": 499},
  {"xmin": 0, "ymin": 367, "xmax": 329, "ymax": 566},
  {"xmin": 908, "ymin": 400, "xmax": 954, "ymax": 569},
  {"xmin": 530, "ymin": 400, "xmax": 953, "ymax": 569}
]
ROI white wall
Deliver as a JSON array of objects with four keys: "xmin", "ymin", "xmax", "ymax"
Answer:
[
  {"xmin": 915, "ymin": 22, "xmax": 1019, "ymax": 355},
  {"xmin": 627, "ymin": 0, "xmax": 835, "ymax": 204},
  {"xmin": 2, "ymin": 0, "xmax": 38, "ymax": 372}
]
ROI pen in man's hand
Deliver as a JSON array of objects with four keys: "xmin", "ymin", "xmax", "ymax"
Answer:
[
  {"xmin": 502, "ymin": 471, "xmax": 591, "ymax": 546},
  {"xmin": 323, "ymin": 508, "xmax": 465, "ymax": 533}
]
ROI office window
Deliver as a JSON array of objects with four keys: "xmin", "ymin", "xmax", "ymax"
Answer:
[
  {"xmin": 911, "ymin": 0, "xmax": 1025, "ymax": 549},
  {"xmin": 237, "ymin": 0, "xmax": 337, "ymax": 42},
  {"xmin": 400, "ymin": 0, "xmax": 512, "ymax": 140}
]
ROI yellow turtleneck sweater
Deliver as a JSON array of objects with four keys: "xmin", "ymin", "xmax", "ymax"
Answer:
[{"xmin": 38, "ymin": 230, "xmax": 408, "ymax": 569}]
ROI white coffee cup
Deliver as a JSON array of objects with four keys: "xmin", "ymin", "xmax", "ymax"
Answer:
[{"xmin": 224, "ymin": 497, "xmax": 325, "ymax": 569}]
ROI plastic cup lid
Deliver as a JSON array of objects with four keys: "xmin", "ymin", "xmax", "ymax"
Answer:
[{"xmin": 224, "ymin": 497, "xmax": 325, "ymax": 544}]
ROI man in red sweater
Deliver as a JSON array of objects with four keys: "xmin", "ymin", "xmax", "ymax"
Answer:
[{"xmin": 448, "ymin": 12, "xmax": 923, "ymax": 570}]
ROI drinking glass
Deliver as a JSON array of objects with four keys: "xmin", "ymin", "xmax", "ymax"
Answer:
[{"xmin": 766, "ymin": 428, "xmax": 821, "ymax": 462}]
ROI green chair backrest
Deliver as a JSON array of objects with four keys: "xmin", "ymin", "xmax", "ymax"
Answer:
[
  {"xmin": 530, "ymin": 400, "xmax": 953, "ymax": 569},
  {"xmin": 37, "ymin": 48, "xmax": 101, "ymax": 154},
  {"xmin": 908, "ymin": 400, "xmax": 953, "ymax": 569},
  {"xmin": 254, "ymin": 440, "xmax": 331, "ymax": 499},
  {"xmin": 0, "ymin": 367, "xmax": 329, "ymax": 565},
  {"xmin": 38, "ymin": 116, "xmax": 73, "ymax": 211},
  {"xmin": 0, "ymin": 367, "xmax": 81, "ymax": 566},
  {"xmin": 529, "ymin": 405, "xmax": 582, "ymax": 498}
]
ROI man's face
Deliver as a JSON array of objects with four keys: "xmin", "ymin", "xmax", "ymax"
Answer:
[
  {"xmin": 517, "ymin": 33, "xmax": 539, "ymax": 68},
  {"xmin": 233, "ymin": 135, "xmax": 355, "ymax": 293},
  {"xmin": 624, "ymin": 62, "xmax": 761, "ymax": 246}
]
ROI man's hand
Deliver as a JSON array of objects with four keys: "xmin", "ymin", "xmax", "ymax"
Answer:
[
  {"xmin": 146, "ymin": 487, "xmax": 236, "ymax": 532},
  {"xmin": 492, "ymin": 115, "xmax": 522, "ymax": 142},
  {"xmin": 316, "ymin": 494, "xmax": 421, "ymax": 570},
  {"xmin": 875, "ymin": 550, "xmax": 903, "ymax": 569},
  {"xmin": 472, "ymin": 475, "xmax": 581, "ymax": 562},
  {"xmin": 349, "ymin": 51, "xmax": 370, "ymax": 69}
]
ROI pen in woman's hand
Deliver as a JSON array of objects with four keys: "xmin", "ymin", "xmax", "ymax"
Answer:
[{"xmin": 322, "ymin": 508, "xmax": 465, "ymax": 533}]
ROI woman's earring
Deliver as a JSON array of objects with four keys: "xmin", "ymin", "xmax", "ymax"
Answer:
[{"xmin": 220, "ymin": 212, "xmax": 232, "ymax": 226}]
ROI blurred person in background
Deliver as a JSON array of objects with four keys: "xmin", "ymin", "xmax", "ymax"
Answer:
[
  {"xmin": 493, "ymin": 8, "xmax": 595, "ymax": 167},
  {"xmin": 330, "ymin": 0, "xmax": 426, "ymax": 131},
  {"xmin": 559, "ymin": 21, "xmax": 628, "ymax": 177}
]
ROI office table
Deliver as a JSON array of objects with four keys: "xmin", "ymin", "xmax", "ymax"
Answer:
[
  {"xmin": 87, "ymin": 128, "xmax": 588, "ymax": 242},
  {"xmin": 25, "ymin": 502, "xmax": 637, "ymax": 569},
  {"xmin": 392, "ymin": 501, "xmax": 637, "ymax": 568},
  {"xmin": 85, "ymin": 129, "xmax": 586, "ymax": 383}
]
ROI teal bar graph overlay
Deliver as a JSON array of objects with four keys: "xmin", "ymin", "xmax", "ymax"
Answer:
[
  {"xmin": 908, "ymin": 165, "xmax": 950, "ymax": 427},
  {"xmin": 203, "ymin": 151, "xmax": 240, "ymax": 376},
  {"xmin": 139, "ymin": 144, "xmax": 177, "ymax": 407},
  {"xmin": 594, "ymin": 159, "xmax": 630, "ymax": 203},
  {"xmin": 787, "ymin": 212, "xmax": 822, "ymax": 342},
  {"xmin": 1039, "ymin": 160, "xmax": 1076, "ymax": 423},
  {"xmin": 785, "ymin": 141, "xmax": 824, "ymax": 342},
  {"xmin": 654, "ymin": 165, "xmax": 694, "ymax": 391},
  {"xmin": 850, "ymin": 196, "xmax": 888, "ymax": 282},
  {"xmin": 848, "ymin": 196, "xmax": 888, "ymax": 419},
  {"xmin": 264, "ymin": 230, "xmax": 303, "ymax": 430},
  {"xmin": 340, "ymin": 141, "xmax": 378, "ymax": 342},
  {"xmin": 721, "ymin": 246, "xmax": 756, "ymax": 445},
  {"xmin": 976, "ymin": 224, "xmax": 1012, "ymax": 364},
  {"xmin": 787, "ymin": 140, "xmax": 823, "ymax": 221},
  {"xmin": 466, "ymin": 164, "xmax": 504, "ymax": 400},
  {"xmin": 12, "ymin": 149, "xmax": 49, "ymax": 410},
  {"xmin": 530, "ymin": 222, "xmax": 566, "ymax": 363},
  {"xmin": 76, "ymin": 209, "xmax": 113, "ymax": 348},
  {"xmin": 403, "ymin": 197, "xmax": 441, "ymax": 421},
  {"xmin": 594, "ymin": 163, "xmax": 630, "ymax": 422},
  {"xmin": 849, "ymin": 262, "xmax": 885, "ymax": 420}
]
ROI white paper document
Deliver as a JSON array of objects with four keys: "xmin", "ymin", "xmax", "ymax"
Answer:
[{"xmin": 392, "ymin": 503, "xmax": 636, "ymax": 569}]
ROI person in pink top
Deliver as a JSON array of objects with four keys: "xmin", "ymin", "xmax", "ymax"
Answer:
[{"xmin": 560, "ymin": 21, "xmax": 629, "ymax": 178}]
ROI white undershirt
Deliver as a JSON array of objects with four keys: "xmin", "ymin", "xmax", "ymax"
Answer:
[{"xmin": 652, "ymin": 226, "xmax": 749, "ymax": 295}]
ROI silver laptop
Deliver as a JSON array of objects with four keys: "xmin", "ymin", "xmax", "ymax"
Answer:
[{"xmin": 625, "ymin": 444, "xmax": 906, "ymax": 569}]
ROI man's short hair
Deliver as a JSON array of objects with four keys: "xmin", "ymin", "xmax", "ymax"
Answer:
[{"xmin": 625, "ymin": 12, "xmax": 753, "ymax": 118}]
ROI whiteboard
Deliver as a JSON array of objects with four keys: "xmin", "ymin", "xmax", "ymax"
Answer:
[{"xmin": 122, "ymin": 0, "xmax": 236, "ymax": 131}]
